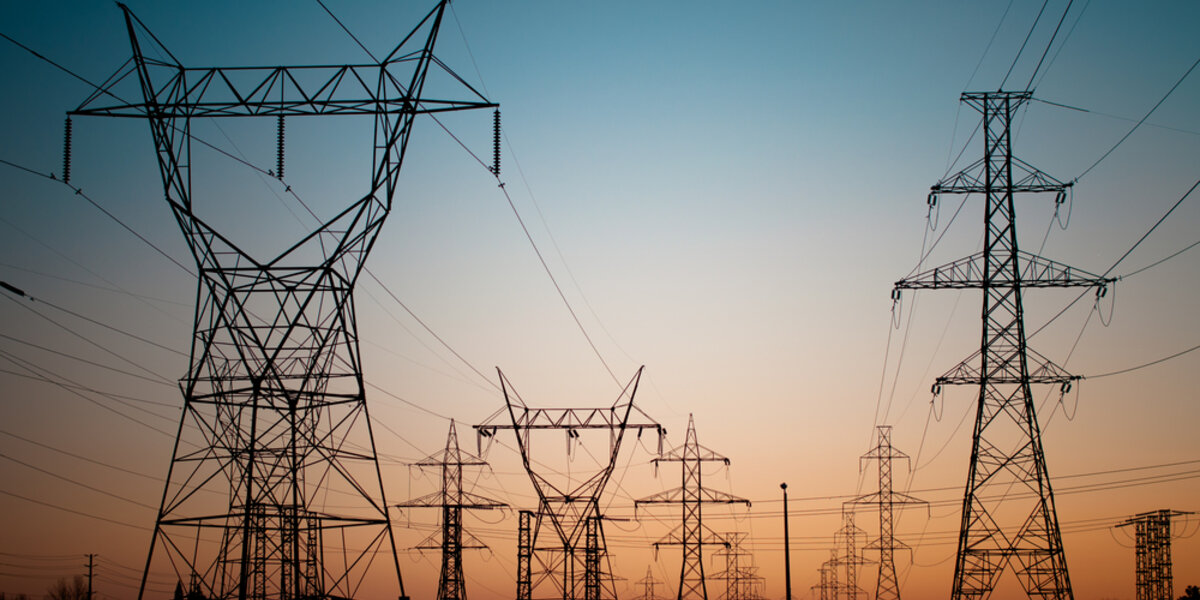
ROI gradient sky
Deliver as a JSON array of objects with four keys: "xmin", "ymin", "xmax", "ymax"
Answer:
[{"xmin": 2, "ymin": 2, "xmax": 1198, "ymax": 599}]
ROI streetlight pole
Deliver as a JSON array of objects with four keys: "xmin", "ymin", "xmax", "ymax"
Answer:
[{"xmin": 781, "ymin": 483, "xmax": 791, "ymax": 600}]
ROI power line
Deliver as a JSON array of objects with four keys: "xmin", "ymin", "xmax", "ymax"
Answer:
[
  {"xmin": 1072, "ymin": 54, "xmax": 1200, "ymax": 183},
  {"xmin": 1085, "ymin": 343, "xmax": 1200, "ymax": 380},
  {"xmin": 999, "ymin": 0, "xmax": 1051, "ymax": 89},
  {"xmin": 1024, "ymin": 0, "xmax": 1075, "ymax": 89},
  {"xmin": 0, "ymin": 488, "xmax": 149, "ymax": 531}
]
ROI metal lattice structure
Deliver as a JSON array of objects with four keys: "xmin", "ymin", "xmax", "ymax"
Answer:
[
  {"xmin": 1116, "ymin": 510, "xmax": 1192, "ymax": 600},
  {"xmin": 831, "ymin": 511, "xmax": 868, "ymax": 600},
  {"xmin": 711, "ymin": 533, "xmax": 764, "ymax": 600},
  {"xmin": 894, "ymin": 91, "xmax": 1112, "ymax": 600},
  {"xmin": 69, "ymin": 4, "xmax": 494, "ymax": 600},
  {"xmin": 397, "ymin": 420, "xmax": 505, "ymax": 600},
  {"xmin": 848, "ymin": 426, "xmax": 925, "ymax": 600},
  {"xmin": 636, "ymin": 414, "xmax": 749, "ymax": 600},
  {"xmin": 476, "ymin": 367, "xmax": 663, "ymax": 600},
  {"xmin": 632, "ymin": 566, "xmax": 667, "ymax": 600}
]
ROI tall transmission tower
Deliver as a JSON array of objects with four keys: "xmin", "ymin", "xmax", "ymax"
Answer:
[
  {"xmin": 848, "ymin": 426, "xmax": 925, "ymax": 600},
  {"xmin": 1115, "ymin": 510, "xmax": 1193, "ymax": 600},
  {"xmin": 475, "ymin": 367, "xmax": 663, "ymax": 600},
  {"xmin": 893, "ymin": 90, "xmax": 1112, "ymax": 600},
  {"xmin": 636, "ymin": 414, "xmax": 750, "ymax": 600},
  {"xmin": 397, "ymin": 420, "xmax": 505, "ymax": 600},
  {"xmin": 68, "ymin": 4, "xmax": 495, "ymax": 600}
]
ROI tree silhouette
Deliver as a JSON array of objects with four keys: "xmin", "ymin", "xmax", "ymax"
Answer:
[
  {"xmin": 1179, "ymin": 585, "xmax": 1200, "ymax": 600},
  {"xmin": 44, "ymin": 576, "xmax": 86, "ymax": 600}
]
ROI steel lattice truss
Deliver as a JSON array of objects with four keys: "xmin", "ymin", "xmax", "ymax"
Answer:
[
  {"xmin": 1116, "ymin": 510, "xmax": 1192, "ymax": 600},
  {"xmin": 894, "ymin": 91, "xmax": 1112, "ymax": 600},
  {"xmin": 397, "ymin": 421, "xmax": 505, "ymax": 600},
  {"xmin": 848, "ymin": 426, "xmax": 925, "ymax": 600},
  {"xmin": 636, "ymin": 415, "xmax": 749, "ymax": 600},
  {"xmin": 632, "ymin": 566, "xmax": 668, "ymax": 600},
  {"xmin": 711, "ymin": 533, "xmax": 765, "ymax": 600},
  {"xmin": 68, "ymin": 3, "xmax": 494, "ymax": 600},
  {"xmin": 476, "ymin": 367, "xmax": 663, "ymax": 600}
]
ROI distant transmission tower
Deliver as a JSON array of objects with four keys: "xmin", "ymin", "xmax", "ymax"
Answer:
[
  {"xmin": 894, "ymin": 90, "xmax": 1112, "ymax": 600},
  {"xmin": 848, "ymin": 426, "xmax": 925, "ymax": 600},
  {"xmin": 636, "ymin": 414, "xmax": 750, "ymax": 600},
  {"xmin": 711, "ymin": 532, "xmax": 764, "ymax": 600},
  {"xmin": 476, "ymin": 367, "xmax": 663, "ymax": 600},
  {"xmin": 69, "ymin": 3, "xmax": 495, "ymax": 600},
  {"xmin": 633, "ymin": 566, "xmax": 668, "ymax": 600},
  {"xmin": 1116, "ymin": 510, "xmax": 1193, "ymax": 600},
  {"xmin": 812, "ymin": 550, "xmax": 838, "ymax": 600},
  {"xmin": 832, "ymin": 510, "xmax": 868, "ymax": 600},
  {"xmin": 397, "ymin": 420, "xmax": 505, "ymax": 600}
]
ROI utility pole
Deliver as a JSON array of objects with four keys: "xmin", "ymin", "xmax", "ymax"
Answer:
[
  {"xmin": 397, "ymin": 420, "xmax": 505, "ymax": 600},
  {"xmin": 781, "ymin": 483, "xmax": 792, "ymax": 600},
  {"xmin": 69, "ymin": 4, "xmax": 495, "ymax": 600},
  {"xmin": 85, "ymin": 554, "xmax": 95, "ymax": 600},
  {"xmin": 894, "ymin": 90, "xmax": 1112, "ymax": 600},
  {"xmin": 476, "ymin": 367, "xmax": 663, "ymax": 600},
  {"xmin": 1116, "ymin": 510, "xmax": 1193, "ymax": 600},
  {"xmin": 848, "ymin": 426, "xmax": 925, "ymax": 600},
  {"xmin": 636, "ymin": 414, "xmax": 750, "ymax": 600}
]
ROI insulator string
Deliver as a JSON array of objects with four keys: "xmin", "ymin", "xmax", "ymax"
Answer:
[{"xmin": 62, "ymin": 117, "xmax": 73, "ymax": 184}]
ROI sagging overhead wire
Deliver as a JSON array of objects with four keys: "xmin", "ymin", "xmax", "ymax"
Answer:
[{"xmin": 1070, "ymin": 54, "xmax": 1200, "ymax": 184}]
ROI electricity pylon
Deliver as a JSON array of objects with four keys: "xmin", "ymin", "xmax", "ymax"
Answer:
[
  {"xmin": 636, "ymin": 414, "xmax": 750, "ymax": 600},
  {"xmin": 68, "ymin": 4, "xmax": 494, "ymax": 600},
  {"xmin": 1116, "ymin": 510, "xmax": 1193, "ymax": 600},
  {"xmin": 397, "ymin": 420, "xmax": 505, "ymax": 600},
  {"xmin": 475, "ymin": 367, "xmax": 663, "ymax": 600},
  {"xmin": 848, "ymin": 426, "xmax": 925, "ymax": 600},
  {"xmin": 812, "ymin": 551, "xmax": 838, "ymax": 600},
  {"xmin": 711, "ymin": 532, "xmax": 764, "ymax": 600},
  {"xmin": 894, "ymin": 91, "xmax": 1112, "ymax": 600},
  {"xmin": 633, "ymin": 566, "xmax": 668, "ymax": 600},
  {"xmin": 832, "ymin": 510, "xmax": 869, "ymax": 600}
]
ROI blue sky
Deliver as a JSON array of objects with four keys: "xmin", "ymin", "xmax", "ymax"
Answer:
[{"xmin": 2, "ymin": 2, "xmax": 1199, "ymax": 599}]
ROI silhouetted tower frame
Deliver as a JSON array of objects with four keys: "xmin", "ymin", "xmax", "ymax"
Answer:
[
  {"xmin": 633, "ymin": 566, "xmax": 667, "ymax": 600},
  {"xmin": 636, "ymin": 414, "xmax": 750, "ymax": 600},
  {"xmin": 894, "ymin": 91, "xmax": 1112, "ymax": 600},
  {"xmin": 68, "ymin": 4, "xmax": 495, "ymax": 600},
  {"xmin": 397, "ymin": 420, "xmax": 505, "ymax": 600},
  {"xmin": 476, "ymin": 367, "xmax": 663, "ymax": 600},
  {"xmin": 849, "ymin": 426, "xmax": 925, "ymax": 600},
  {"xmin": 711, "ymin": 532, "xmax": 763, "ymax": 600},
  {"xmin": 832, "ymin": 510, "xmax": 869, "ymax": 600},
  {"xmin": 1116, "ymin": 510, "xmax": 1192, "ymax": 600}
]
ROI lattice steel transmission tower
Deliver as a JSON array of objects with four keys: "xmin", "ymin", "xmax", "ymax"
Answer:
[
  {"xmin": 68, "ymin": 4, "xmax": 495, "ymax": 600},
  {"xmin": 397, "ymin": 420, "xmax": 505, "ymax": 600},
  {"xmin": 633, "ymin": 566, "xmax": 668, "ymax": 600},
  {"xmin": 636, "ymin": 414, "xmax": 750, "ymax": 600},
  {"xmin": 848, "ymin": 426, "xmax": 925, "ymax": 600},
  {"xmin": 832, "ymin": 510, "xmax": 868, "ymax": 600},
  {"xmin": 893, "ymin": 91, "xmax": 1112, "ymax": 600},
  {"xmin": 476, "ymin": 367, "xmax": 663, "ymax": 600},
  {"xmin": 1115, "ymin": 510, "xmax": 1192, "ymax": 600},
  {"xmin": 812, "ymin": 551, "xmax": 838, "ymax": 600},
  {"xmin": 711, "ymin": 532, "xmax": 764, "ymax": 600}
]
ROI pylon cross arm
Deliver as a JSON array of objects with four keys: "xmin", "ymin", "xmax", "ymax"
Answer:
[{"xmin": 894, "ymin": 250, "xmax": 1112, "ymax": 290}]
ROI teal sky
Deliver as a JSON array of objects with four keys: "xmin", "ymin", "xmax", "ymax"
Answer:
[{"xmin": 2, "ymin": 2, "xmax": 1198, "ymax": 599}]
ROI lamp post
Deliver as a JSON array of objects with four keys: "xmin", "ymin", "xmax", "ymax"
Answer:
[{"xmin": 781, "ymin": 482, "xmax": 791, "ymax": 600}]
